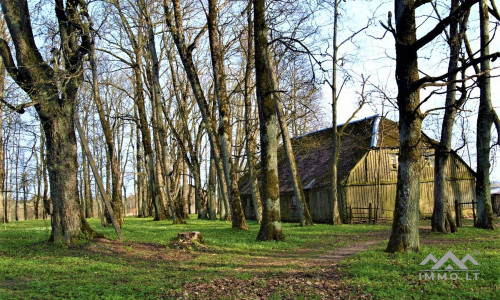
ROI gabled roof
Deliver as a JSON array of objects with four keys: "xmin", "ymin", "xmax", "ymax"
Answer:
[{"xmin": 240, "ymin": 115, "xmax": 401, "ymax": 194}]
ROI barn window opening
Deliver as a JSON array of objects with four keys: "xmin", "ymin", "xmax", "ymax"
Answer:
[
  {"xmin": 424, "ymin": 153, "xmax": 434, "ymax": 167},
  {"xmin": 389, "ymin": 153, "xmax": 398, "ymax": 170}
]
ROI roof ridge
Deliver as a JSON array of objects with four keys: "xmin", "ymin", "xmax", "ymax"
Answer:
[{"xmin": 292, "ymin": 114, "xmax": 382, "ymax": 140}]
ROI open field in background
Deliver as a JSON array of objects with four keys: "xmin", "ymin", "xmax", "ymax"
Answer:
[{"xmin": 0, "ymin": 217, "xmax": 498, "ymax": 299}]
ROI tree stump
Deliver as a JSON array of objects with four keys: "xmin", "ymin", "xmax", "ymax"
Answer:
[{"xmin": 177, "ymin": 231, "xmax": 203, "ymax": 244}]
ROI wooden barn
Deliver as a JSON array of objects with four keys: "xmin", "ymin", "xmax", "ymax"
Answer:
[
  {"xmin": 492, "ymin": 185, "xmax": 500, "ymax": 217},
  {"xmin": 239, "ymin": 115, "xmax": 477, "ymax": 223}
]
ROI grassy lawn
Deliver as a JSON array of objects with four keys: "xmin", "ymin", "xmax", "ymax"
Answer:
[
  {"xmin": 0, "ymin": 217, "xmax": 498, "ymax": 299},
  {"xmin": 340, "ymin": 220, "xmax": 500, "ymax": 299}
]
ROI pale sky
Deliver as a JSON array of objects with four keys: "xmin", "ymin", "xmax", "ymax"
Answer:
[{"xmin": 317, "ymin": 1, "xmax": 500, "ymax": 182}]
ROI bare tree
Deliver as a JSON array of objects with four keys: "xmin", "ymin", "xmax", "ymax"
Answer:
[
  {"xmin": 386, "ymin": 0, "xmax": 479, "ymax": 253},
  {"xmin": 0, "ymin": 0, "xmax": 102, "ymax": 243},
  {"xmin": 475, "ymin": 0, "xmax": 498, "ymax": 229}
]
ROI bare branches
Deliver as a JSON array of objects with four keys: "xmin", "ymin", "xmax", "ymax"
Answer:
[
  {"xmin": 494, "ymin": 110, "xmax": 500, "ymax": 145},
  {"xmin": 379, "ymin": 11, "xmax": 395, "ymax": 38},
  {"xmin": 0, "ymin": 98, "xmax": 38, "ymax": 114},
  {"xmin": 412, "ymin": 52, "xmax": 500, "ymax": 91},
  {"xmin": 0, "ymin": 39, "xmax": 24, "ymax": 86},
  {"xmin": 490, "ymin": 0, "xmax": 500, "ymax": 21},
  {"xmin": 338, "ymin": 74, "xmax": 370, "ymax": 136},
  {"xmin": 413, "ymin": 0, "xmax": 478, "ymax": 51}
]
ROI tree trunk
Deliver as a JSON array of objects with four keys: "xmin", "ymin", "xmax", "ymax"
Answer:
[
  {"xmin": 475, "ymin": 0, "xmax": 495, "ymax": 230},
  {"xmin": 40, "ymin": 128, "xmax": 50, "ymax": 218},
  {"xmin": 0, "ymin": 0, "xmax": 100, "ymax": 243},
  {"xmin": 254, "ymin": 0, "xmax": 285, "ymax": 241},
  {"xmin": 22, "ymin": 173, "xmax": 27, "ymax": 220},
  {"xmin": 89, "ymin": 37, "xmax": 123, "ymax": 225},
  {"xmin": 46, "ymin": 109, "xmax": 100, "ymax": 242},
  {"xmin": 182, "ymin": 159, "xmax": 189, "ymax": 218},
  {"xmin": 133, "ymin": 64, "xmax": 167, "ymax": 221},
  {"xmin": 165, "ymin": 0, "xmax": 242, "ymax": 228},
  {"xmin": 386, "ymin": 1, "xmax": 422, "ymax": 253},
  {"xmin": 243, "ymin": 11, "xmax": 262, "ymax": 223},
  {"xmin": 431, "ymin": 0, "xmax": 463, "ymax": 234},
  {"xmin": 15, "ymin": 127, "xmax": 19, "ymax": 221},
  {"xmin": 207, "ymin": 0, "xmax": 247, "ymax": 229},
  {"xmin": 75, "ymin": 117, "xmax": 123, "ymax": 239},
  {"xmin": 0, "ymin": 58, "xmax": 5, "ymax": 223},
  {"xmin": 0, "ymin": 18, "xmax": 5, "ymax": 224},
  {"xmin": 209, "ymin": 152, "xmax": 217, "ymax": 220},
  {"xmin": 330, "ymin": 0, "xmax": 343, "ymax": 225}
]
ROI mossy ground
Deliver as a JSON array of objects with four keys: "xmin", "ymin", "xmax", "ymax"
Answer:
[{"xmin": 0, "ymin": 217, "xmax": 497, "ymax": 299}]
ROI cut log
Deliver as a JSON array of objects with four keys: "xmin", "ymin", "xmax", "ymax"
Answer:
[{"xmin": 177, "ymin": 231, "xmax": 203, "ymax": 243}]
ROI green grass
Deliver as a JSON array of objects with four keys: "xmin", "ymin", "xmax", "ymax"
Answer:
[
  {"xmin": 340, "ymin": 220, "xmax": 500, "ymax": 299},
  {"xmin": 0, "ymin": 217, "xmax": 498, "ymax": 299},
  {"xmin": 0, "ymin": 216, "xmax": 386, "ymax": 299}
]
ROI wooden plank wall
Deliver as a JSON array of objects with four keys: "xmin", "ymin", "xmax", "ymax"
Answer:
[
  {"xmin": 307, "ymin": 189, "xmax": 333, "ymax": 223},
  {"xmin": 342, "ymin": 148, "xmax": 476, "ymax": 219},
  {"xmin": 241, "ymin": 148, "xmax": 476, "ymax": 222}
]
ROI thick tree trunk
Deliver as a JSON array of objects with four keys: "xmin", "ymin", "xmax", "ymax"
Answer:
[
  {"xmin": 254, "ymin": 0, "xmax": 285, "ymax": 241},
  {"xmin": 475, "ymin": 0, "xmax": 495, "ymax": 230},
  {"xmin": 40, "ymin": 129, "xmax": 50, "ymax": 218},
  {"xmin": 386, "ymin": 1, "xmax": 422, "ymax": 253},
  {"xmin": 0, "ymin": 0, "xmax": 101, "ymax": 243},
  {"xmin": 45, "ymin": 109, "xmax": 100, "ymax": 243}
]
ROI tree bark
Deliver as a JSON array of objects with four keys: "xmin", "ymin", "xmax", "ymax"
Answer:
[
  {"xmin": 243, "ymin": 4, "xmax": 262, "ymax": 224},
  {"xmin": 0, "ymin": 0, "xmax": 100, "ymax": 243},
  {"xmin": 386, "ymin": 0, "xmax": 422, "ymax": 253},
  {"xmin": 330, "ymin": 0, "xmax": 343, "ymax": 225},
  {"xmin": 272, "ymin": 76, "xmax": 313, "ymax": 227},
  {"xmin": 475, "ymin": 0, "xmax": 495, "ymax": 230},
  {"xmin": 89, "ymin": 33, "xmax": 123, "ymax": 226},
  {"xmin": 209, "ymin": 151, "xmax": 217, "ymax": 220},
  {"xmin": 254, "ymin": 0, "xmax": 285, "ymax": 241},
  {"xmin": 0, "ymin": 57, "xmax": 5, "ymax": 223},
  {"xmin": 165, "ymin": 0, "xmax": 246, "ymax": 229},
  {"xmin": 432, "ymin": 0, "xmax": 463, "ymax": 234},
  {"xmin": 207, "ymin": 0, "xmax": 248, "ymax": 229}
]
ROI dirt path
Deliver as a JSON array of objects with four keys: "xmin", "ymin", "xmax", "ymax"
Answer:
[
  {"xmin": 181, "ymin": 231, "xmax": 390, "ymax": 299},
  {"xmin": 312, "ymin": 238, "xmax": 385, "ymax": 263}
]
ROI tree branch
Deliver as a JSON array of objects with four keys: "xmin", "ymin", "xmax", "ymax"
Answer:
[
  {"xmin": 0, "ymin": 98, "xmax": 38, "ymax": 114},
  {"xmin": 490, "ymin": 0, "xmax": 500, "ymax": 21},
  {"xmin": 494, "ymin": 109, "xmax": 500, "ymax": 145},
  {"xmin": 0, "ymin": 39, "xmax": 25, "ymax": 85},
  {"xmin": 412, "ymin": 51, "xmax": 500, "ymax": 90},
  {"xmin": 415, "ymin": 0, "xmax": 433, "ymax": 8},
  {"xmin": 413, "ymin": 0, "xmax": 478, "ymax": 51}
]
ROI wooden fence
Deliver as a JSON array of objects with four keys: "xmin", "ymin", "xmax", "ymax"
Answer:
[
  {"xmin": 345, "ymin": 203, "xmax": 393, "ymax": 224},
  {"xmin": 454, "ymin": 199, "xmax": 477, "ymax": 227}
]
